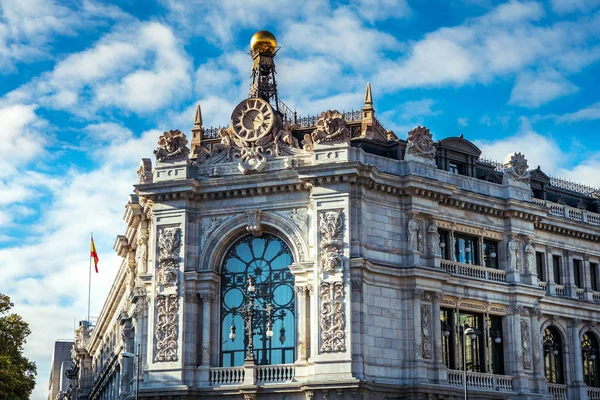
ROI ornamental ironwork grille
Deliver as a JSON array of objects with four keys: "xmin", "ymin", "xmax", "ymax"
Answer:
[
  {"xmin": 220, "ymin": 233, "xmax": 295, "ymax": 367},
  {"xmin": 543, "ymin": 327, "xmax": 564, "ymax": 384}
]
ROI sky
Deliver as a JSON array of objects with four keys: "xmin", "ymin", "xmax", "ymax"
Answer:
[{"xmin": 0, "ymin": 0, "xmax": 599, "ymax": 398}]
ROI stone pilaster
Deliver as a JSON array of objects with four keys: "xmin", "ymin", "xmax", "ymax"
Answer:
[{"xmin": 569, "ymin": 318, "xmax": 587, "ymax": 399}]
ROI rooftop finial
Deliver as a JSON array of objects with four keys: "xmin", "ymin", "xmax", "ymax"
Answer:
[
  {"xmin": 364, "ymin": 82, "xmax": 373, "ymax": 108},
  {"xmin": 193, "ymin": 104, "xmax": 203, "ymax": 128}
]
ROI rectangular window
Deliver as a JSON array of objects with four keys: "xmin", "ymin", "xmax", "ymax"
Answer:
[
  {"xmin": 553, "ymin": 255, "xmax": 562, "ymax": 284},
  {"xmin": 449, "ymin": 163, "xmax": 458, "ymax": 174},
  {"xmin": 483, "ymin": 240, "xmax": 498, "ymax": 269},
  {"xmin": 439, "ymin": 231, "xmax": 450, "ymax": 260},
  {"xmin": 591, "ymin": 263, "xmax": 598, "ymax": 291},
  {"xmin": 455, "ymin": 234, "xmax": 479, "ymax": 265},
  {"xmin": 441, "ymin": 308, "xmax": 455, "ymax": 369},
  {"xmin": 536, "ymin": 252, "xmax": 545, "ymax": 281},
  {"xmin": 574, "ymin": 259, "xmax": 582, "ymax": 288}
]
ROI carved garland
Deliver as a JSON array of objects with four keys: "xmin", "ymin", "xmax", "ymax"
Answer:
[
  {"xmin": 319, "ymin": 211, "xmax": 344, "ymax": 272},
  {"xmin": 320, "ymin": 281, "xmax": 346, "ymax": 353},
  {"xmin": 154, "ymin": 294, "xmax": 179, "ymax": 362},
  {"xmin": 157, "ymin": 227, "xmax": 181, "ymax": 286}
]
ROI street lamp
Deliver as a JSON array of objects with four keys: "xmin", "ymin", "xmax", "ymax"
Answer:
[
  {"xmin": 463, "ymin": 326, "xmax": 477, "ymax": 400},
  {"xmin": 121, "ymin": 343, "xmax": 141, "ymax": 400},
  {"xmin": 228, "ymin": 276, "xmax": 283, "ymax": 365}
]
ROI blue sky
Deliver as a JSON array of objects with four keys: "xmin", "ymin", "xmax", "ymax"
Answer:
[{"xmin": 0, "ymin": 0, "xmax": 599, "ymax": 398}]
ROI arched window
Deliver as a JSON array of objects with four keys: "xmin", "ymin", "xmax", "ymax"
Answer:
[
  {"xmin": 582, "ymin": 332, "xmax": 599, "ymax": 387},
  {"xmin": 220, "ymin": 233, "xmax": 295, "ymax": 367},
  {"xmin": 543, "ymin": 327, "xmax": 564, "ymax": 384}
]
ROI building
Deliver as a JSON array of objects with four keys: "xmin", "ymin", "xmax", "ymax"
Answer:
[
  {"xmin": 66, "ymin": 31, "xmax": 600, "ymax": 400},
  {"xmin": 48, "ymin": 340, "xmax": 74, "ymax": 400}
]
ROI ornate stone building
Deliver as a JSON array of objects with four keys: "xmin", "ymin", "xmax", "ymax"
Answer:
[{"xmin": 67, "ymin": 31, "xmax": 600, "ymax": 400}]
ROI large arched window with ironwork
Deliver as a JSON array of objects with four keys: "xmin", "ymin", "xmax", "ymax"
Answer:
[
  {"xmin": 543, "ymin": 327, "xmax": 564, "ymax": 384},
  {"xmin": 582, "ymin": 332, "xmax": 599, "ymax": 387},
  {"xmin": 220, "ymin": 233, "xmax": 295, "ymax": 367}
]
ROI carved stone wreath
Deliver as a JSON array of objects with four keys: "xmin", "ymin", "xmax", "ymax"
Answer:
[{"xmin": 154, "ymin": 130, "xmax": 190, "ymax": 162}]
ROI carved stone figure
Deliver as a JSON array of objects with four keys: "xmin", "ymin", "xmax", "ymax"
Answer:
[
  {"xmin": 507, "ymin": 237, "xmax": 520, "ymax": 271},
  {"xmin": 302, "ymin": 110, "xmax": 350, "ymax": 150},
  {"xmin": 502, "ymin": 152, "xmax": 530, "ymax": 184},
  {"xmin": 407, "ymin": 217, "xmax": 419, "ymax": 251},
  {"xmin": 428, "ymin": 223, "xmax": 440, "ymax": 255},
  {"xmin": 320, "ymin": 281, "xmax": 346, "ymax": 353},
  {"xmin": 155, "ymin": 294, "xmax": 179, "ymax": 362},
  {"xmin": 154, "ymin": 130, "xmax": 190, "ymax": 162},
  {"xmin": 157, "ymin": 227, "xmax": 181, "ymax": 286},
  {"xmin": 245, "ymin": 209, "xmax": 262, "ymax": 237},
  {"xmin": 405, "ymin": 126, "xmax": 436, "ymax": 160},
  {"xmin": 319, "ymin": 211, "xmax": 344, "ymax": 272},
  {"xmin": 137, "ymin": 158, "xmax": 152, "ymax": 184},
  {"xmin": 524, "ymin": 239, "xmax": 535, "ymax": 273},
  {"xmin": 135, "ymin": 221, "xmax": 148, "ymax": 274}
]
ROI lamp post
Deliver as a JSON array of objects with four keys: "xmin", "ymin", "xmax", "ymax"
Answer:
[
  {"xmin": 229, "ymin": 276, "xmax": 284, "ymax": 365},
  {"xmin": 121, "ymin": 343, "xmax": 141, "ymax": 400},
  {"xmin": 463, "ymin": 326, "xmax": 477, "ymax": 400}
]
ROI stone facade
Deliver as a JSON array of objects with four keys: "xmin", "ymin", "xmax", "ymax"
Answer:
[{"xmin": 65, "ymin": 32, "xmax": 600, "ymax": 400}]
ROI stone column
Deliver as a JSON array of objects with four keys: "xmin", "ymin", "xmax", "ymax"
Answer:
[
  {"xmin": 183, "ymin": 290, "xmax": 199, "ymax": 385},
  {"xmin": 569, "ymin": 318, "xmax": 586, "ymax": 399},
  {"xmin": 411, "ymin": 289, "xmax": 426, "ymax": 383},
  {"xmin": 565, "ymin": 251, "xmax": 578, "ymax": 299},
  {"xmin": 296, "ymin": 285, "xmax": 308, "ymax": 363},
  {"xmin": 432, "ymin": 292, "xmax": 446, "ymax": 382},
  {"xmin": 530, "ymin": 307, "xmax": 547, "ymax": 393},
  {"xmin": 546, "ymin": 248, "xmax": 557, "ymax": 295},
  {"xmin": 199, "ymin": 290, "xmax": 215, "ymax": 366}
]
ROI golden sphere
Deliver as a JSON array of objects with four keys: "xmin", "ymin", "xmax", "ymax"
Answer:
[{"xmin": 250, "ymin": 30, "xmax": 277, "ymax": 53}]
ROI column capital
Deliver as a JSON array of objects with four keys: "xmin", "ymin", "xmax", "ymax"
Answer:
[
  {"xmin": 185, "ymin": 291, "xmax": 199, "ymax": 303},
  {"xmin": 569, "ymin": 318, "xmax": 582, "ymax": 328},
  {"xmin": 200, "ymin": 290, "xmax": 215, "ymax": 302},
  {"xmin": 295, "ymin": 285, "xmax": 307, "ymax": 297}
]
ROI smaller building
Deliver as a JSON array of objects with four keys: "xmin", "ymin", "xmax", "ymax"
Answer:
[{"xmin": 48, "ymin": 340, "xmax": 74, "ymax": 400}]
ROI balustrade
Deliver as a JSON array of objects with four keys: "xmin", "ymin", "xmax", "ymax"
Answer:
[
  {"xmin": 209, "ymin": 367, "xmax": 244, "ymax": 385},
  {"xmin": 441, "ymin": 260, "xmax": 506, "ymax": 283},
  {"xmin": 532, "ymin": 199, "xmax": 600, "ymax": 226},
  {"xmin": 577, "ymin": 288, "xmax": 585, "ymax": 300},
  {"xmin": 256, "ymin": 364, "xmax": 295, "ymax": 383},
  {"xmin": 209, "ymin": 364, "xmax": 295, "ymax": 386},
  {"xmin": 447, "ymin": 370, "xmax": 514, "ymax": 392},
  {"xmin": 593, "ymin": 292, "xmax": 600, "ymax": 303},
  {"xmin": 588, "ymin": 387, "xmax": 600, "ymax": 400},
  {"xmin": 538, "ymin": 281, "xmax": 548, "ymax": 292},
  {"xmin": 548, "ymin": 383, "xmax": 567, "ymax": 400},
  {"xmin": 555, "ymin": 285, "xmax": 565, "ymax": 297}
]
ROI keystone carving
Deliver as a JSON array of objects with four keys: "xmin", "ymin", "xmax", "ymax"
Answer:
[{"xmin": 245, "ymin": 209, "xmax": 262, "ymax": 237}]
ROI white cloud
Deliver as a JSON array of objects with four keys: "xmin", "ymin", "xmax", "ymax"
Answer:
[
  {"xmin": 350, "ymin": 0, "xmax": 411, "ymax": 22},
  {"xmin": 458, "ymin": 117, "xmax": 468, "ymax": 127},
  {"xmin": 509, "ymin": 69, "xmax": 579, "ymax": 108},
  {"xmin": 554, "ymin": 101, "xmax": 600, "ymax": 122},
  {"xmin": 551, "ymin": 0, "xmax": 600, "ymax": 14},
  {"xmin": 399, "ymin": 99, "xmax": 442, "ymax": 120}
]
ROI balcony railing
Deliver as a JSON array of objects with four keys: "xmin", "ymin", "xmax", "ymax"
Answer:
[
  {"xmin": 209, "ymin": 367, "xmax": 244, "ymax": 385},
  {"xmin": 588, "ymin": 387, "xmax": 600, "ymax": 400},
  {"xmin": 441, "ymin": 260, "xmax": 506, "ymax": 283},
  {"xmin": 555, "ymin": 285, "xmax": 566, "ymax": 297},
  {"xmin": 447, "ymin": 370, "xmax": 514, "ymax": 392},
  {"xmin": 209, "ymin": 364, "xmax": 295, "ymax": 386},
  {"xmin": 256, "ymin": 364, "xmax": 295, "ymax": 383},
  {"xmin": 548, "ymin": 383, "xmax": 567, "ymax": 400},
  {"xmin": 593, "ymin": 292, "xmax": 600, "ymax": 303},
  {"xmin": 577, "ymin": 288, "xmax": 585, "ymax": 300},
  {"xmin": 539, "ymin": 281, "xmax": 548, "ymax": 292},
  {"xmin": 532, "ymin": 198, "xmax": 600, "ymax": 226}
]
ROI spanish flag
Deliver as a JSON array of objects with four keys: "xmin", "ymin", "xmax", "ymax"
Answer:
[{"xmin": 90, "ymin": 235, "xmax": 99, "ymax": 273}]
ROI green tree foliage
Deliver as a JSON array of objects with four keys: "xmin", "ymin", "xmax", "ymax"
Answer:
[{"xmin": 0, "ymin": 294, "xmax": 37, "ymax": 400}]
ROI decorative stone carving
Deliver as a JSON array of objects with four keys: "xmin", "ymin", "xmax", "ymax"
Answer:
[
  {"xmin": 289, "ymin": 208, "xmax": 308, "ymax": 231},
  {"xmin": 320, "ymin": 281, "xmax": 346, "ymax": 353},
  {"xmin": 507, "ymin": 236, "xmax": 520, "ymax": 271},
  {"xmin": 524, "ymin": 238, "xmax": 535, "ymax": 273},
  {"xmin": 154, "ymin": 294, "xmax": 178, "ymax": 362},
  {"xmin": 306, "ymin": 284, "xmax": 314, "ymax": 296},
  {"xmin": 531, "ymin": 306, "xmax": 543, "ymax": 320},
  {"xmin": 510, "ymin": 303, "xmax": 527, "ymax": 316},
  {"xmin": 319, "ymin": 211, "xmax": 344, "ymax": 272},
  {"xmin": 157, "ymin": 227, "xmax": 181, "ymax": 286},
  {"xmin": 351, "ymin": 279, "xmax": 363, "ymax": 293},
  {"xmin": 428, "ymin": 223, "xmax": 440, "ymax": 255},
  {"xmin": 200, "ymin": 216, "xmax": 222, "ymax": 244},
  {"xmin": 185, "ymin": 291, "xmax": 198, "ymax": 303},
  {"xmin": 200, "ymin": 291, "xmax": 215, "ymax": 302},
  {"xmin": 569, "ymin": 318, "xmax": 582, "ymax": 328},
  {"xmin": 406, "ymin": 126, "xmax": 436, "ymax": 161},
  {"xmin": 421, "ymin": 304, "xmax": 432, "ymax": 359},
  {"xmin": 135, "ymin": 220, "xmax": 149, "ymax": 274},
  {"xmin": 407, "ymin": 217, "xmax": 419, "ymax": 251},
  {"xmin": 137, "ymin": 158, "xmax": 153, "ymax": 184},
  {"xmin": 502, "ymin": 152, "xmax": 530, "ymax": 184},
  {"xmin": 302, "ymin": 110, "xmax": 350, "ymax": 150},
  {"xmin": 154, "ymin": 129, "xmax": 190, "ymax": 162},
  {"xmin": 295, "ymin": 286, "xmax": 307, "ymax": 297},
  {"xmin": 521, "ymin": 319, "xmax": 532, "ymax": 370},
  {"xmin": 245, "ymin": 209, "xmax": 262, "ymax": 237},
  {"xmin": 201, "ymin": 344, "xmax": 210, "ymax": 364}
]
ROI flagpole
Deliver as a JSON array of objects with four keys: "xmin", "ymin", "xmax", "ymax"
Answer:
[{"xmin": 88, "ymin": 232, "xmax": 92, "ymax": 324}]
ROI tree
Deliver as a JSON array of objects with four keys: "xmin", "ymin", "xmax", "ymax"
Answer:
[{"xmin": 0, "ymin": 294, "xmax": 37, "ymax": 400}]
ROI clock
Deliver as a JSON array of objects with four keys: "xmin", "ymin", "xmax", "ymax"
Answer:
[{"xmin": 230, "ymin": 98, "xmax": 275, "ymax": 141}]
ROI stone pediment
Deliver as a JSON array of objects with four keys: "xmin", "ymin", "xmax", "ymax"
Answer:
[
  {"xmin": 436, "ymin": 136, "xmax": 482, "ymax": 157},
  {"xmin": 530, "ymin": 166, "xmax": 550, "ymax": 184}
]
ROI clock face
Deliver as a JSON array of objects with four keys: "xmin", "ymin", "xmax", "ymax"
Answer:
[{"xmin": 230, "ymin": 98, "xmax": 275, "ymax": 142}]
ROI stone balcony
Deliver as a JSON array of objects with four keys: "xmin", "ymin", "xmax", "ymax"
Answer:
[
  {"xmin": 531, "ymin": 198, "xmax": 600, "ymax": 226},
  {"xmin": 209, "ymin": 364, "xmax": 295, "ymax": 386},
  {"xmin": 440, "ymin": 259, "xmax": 506, "ymax": 283},
  {"xmin": 447, "ymin": 370, "xmax": 514, "ymax": 392},
  {"xmin": 548, "ymin": 383, "xmax": 567, "ymax": 400}
]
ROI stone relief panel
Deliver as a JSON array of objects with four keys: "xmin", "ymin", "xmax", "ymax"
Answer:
[
  {"xmin": 154, "ymin": 294, "xmax": 179, "ymax": 362},
  {"xmin": 421, "ymin": 304, "xmax": 432, "ymax": 359},
  {"xmin": 319, "ymin": 211, "xmax": 344, "ymax": 273},
  {"xmin": 320, "ymin": 281, "xmax": 346, "ymax": 353},
  {"xmin": 521, "ymin": 319, "xmax": 532, "ymax": 370},
  {"xmin": 157, "ymin": 227, "xmax": 181, "ymax": 286}
]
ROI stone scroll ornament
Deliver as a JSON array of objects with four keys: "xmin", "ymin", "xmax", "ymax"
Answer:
[
  {"xmin": 502, "ymin": 152, "xmax": 530, "ymax": 184},
  {"xmin": 194, "ymin": 98, "xmax": 300, "ymax": 174},
  {"xmin": 302, "ymin": 110, "xmax": 350, "ymax": 151},
  {"xmin": 320, "ymin": 281, "xmax": 346, "ymax": 353},
  {"xmin": 319, "ymin": 211, "xmax": 344, "ymax": 272},
  {"xmin": 154, "ymin": 129, "xmax": 190, "ymax": 162},
  {"xmin": 405, "ymin": 126, "xmax": 436, "ymax": 160},
  {"xmin": 154, "ymin": 294, "xmax": 179, "ymax": 362},
  {"xmin": 157, "ymin": 227, "xmax": 181, "ymax": 286}
]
